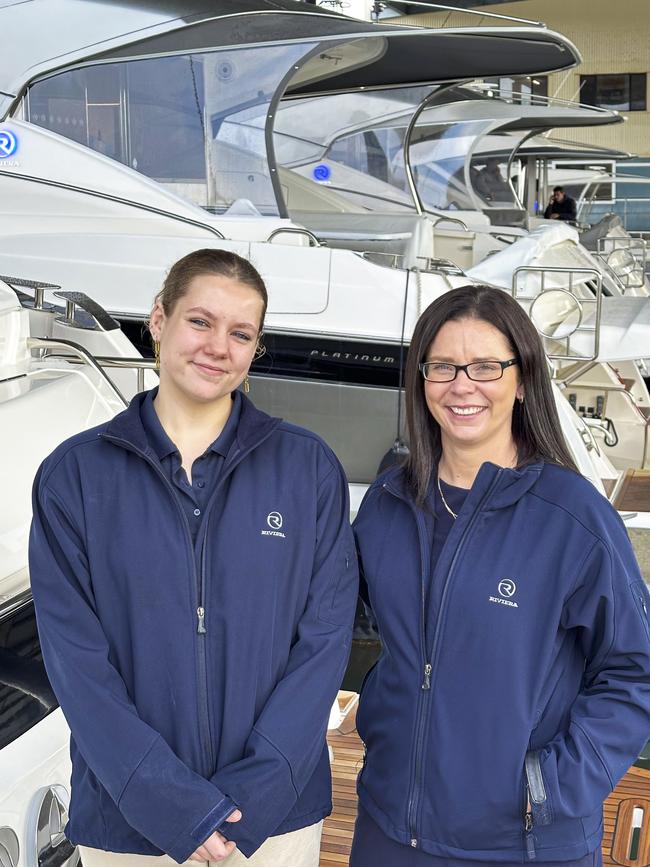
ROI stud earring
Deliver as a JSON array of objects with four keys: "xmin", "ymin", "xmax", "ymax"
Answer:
[
  {"xmin": 518, "ymin": 395, "xmax": 524, "ymax": 404},
  {"xmin": 244, "ymin": 375, "xmax": 250, "ymax": 394},
  {"xmin": 154, "ymin": 341, "xmax": 161, "ymax": 370}
]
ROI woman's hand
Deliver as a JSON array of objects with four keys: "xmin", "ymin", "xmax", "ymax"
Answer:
[{"xmin": 189, "ymin": 809, "xmax": 243, "ymax": 862}]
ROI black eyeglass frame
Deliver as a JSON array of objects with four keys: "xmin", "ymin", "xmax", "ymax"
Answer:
[{"xmin": 419, "ymin": 357, "xmax": 518, "ymax": 382}]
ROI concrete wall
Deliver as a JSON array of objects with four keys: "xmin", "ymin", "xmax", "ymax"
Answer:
[{"xmin": 392, "ymin": 0, "xmax": 650, "ymax": 157}]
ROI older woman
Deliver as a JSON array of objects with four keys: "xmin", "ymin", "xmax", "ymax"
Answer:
[{"xmin": 351, "ymin": 284, "xmax": 650, "ymax": 867}]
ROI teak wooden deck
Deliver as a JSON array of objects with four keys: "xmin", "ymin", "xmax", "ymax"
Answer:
[
  {"xmin": 614, "ymin": 469, "xmax": 650, "ymax": 513},
  {"xmin": 321, "ymin": 693, "xmax": 650, "ymax": 867},
  {"xmin": 321, "ymin": 695, "xmax": 362, "ymax": 866}
]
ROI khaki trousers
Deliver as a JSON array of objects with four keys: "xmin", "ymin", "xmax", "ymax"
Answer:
[{"xmin": 78, "ymin": 821, "xmax": 323, "ymax": 867}]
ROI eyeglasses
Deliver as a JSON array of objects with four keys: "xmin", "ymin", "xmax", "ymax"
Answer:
[{"xmin": 419, "ymin": 358, "xmax": 518, "ymax": 382}]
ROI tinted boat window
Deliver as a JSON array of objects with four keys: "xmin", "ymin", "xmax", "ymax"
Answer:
[
  {"xmin": 0, "ymin": 599, "xmax": 58, "ymax": 750},
  {"xmin": 27, "ymin": 41, "xmax": 317, "ymax": 216}
]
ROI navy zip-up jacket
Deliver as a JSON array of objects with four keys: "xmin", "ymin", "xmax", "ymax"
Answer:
[
  {"xmin": 29, "ymin": 392, "xmax": 358, "ymax": 863},
  {"xmin": 353, "ymin": 460, "xmax": 650, "ymax": 862}
]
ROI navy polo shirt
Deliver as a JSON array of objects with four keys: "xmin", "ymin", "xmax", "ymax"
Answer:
[{"xmin": 140, "ymin": 388, "xmax": 241, "ymax": 546}]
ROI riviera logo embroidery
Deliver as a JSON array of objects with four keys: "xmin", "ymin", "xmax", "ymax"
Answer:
[
  {"xmin": 489, "ymin": 578, "xmax": 519, "ymax": 608},
  {"xmin": 261, "ymin": 511, "xmax": 286, "ymax": 538}
]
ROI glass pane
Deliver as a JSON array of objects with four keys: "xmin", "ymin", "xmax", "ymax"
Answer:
[
  {"xmin": 597, "ymin": 74, "xmax": 630, "ymax": 110},
  {"xmin": 410, "ymin": 118, "xmax": 499, "ymax": 211},
  {"xmin": 126, "ymin": 55, "xmax": 206, "ymax": 191},
  {"xmin": 272, "ymin": 87, "xmax": 430, "ymax": 214},
  {"xmin": 28, "ymin": 68, "xmax": 89, "ymax": 147},
  {"xmin": 203, "ymin": 43, "xmax": 315, "ymax": 215},
  {"xmin": 469, "ymin": 155, "xmax": 517, "ymax": 207},
  {"xmin": 580, "ymin": 76, "xmax": 597, "ymax": 107},
  {"xmin": 631, "ymin": 74, "xmax": 647, "ymax": 111},
  {"xmin": 29, "ymin": 65, "xmax": 124, "ymax": 159},
  {"xmin": 482, "ymin": 75, "xmax": 547, "ymax": 105},
  {"xmin": 86, "ymin": 65, "xmax": 122, "ymax": 160},
  {"xmin": 28, "ymin": 42, "xmax": 318, "ymax": 215},
  {"xmin": 532, "ymin": 76, "xmax": 548, "ymax": 99},
  {"xmin": 0, "ymin": 600, "xmax": 58, "ymax": 750}
]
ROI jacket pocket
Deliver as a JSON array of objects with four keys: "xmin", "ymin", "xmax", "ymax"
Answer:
[
  {"xmin": 631, "ymin": 581, "xmax": 650, "ymax": 643},
  {"xmin": 525, "ymin": 750, "xmax": 553, "ymax": 826},
  {"xmin": 318, "ymin": 546, "xmax": 357, "ymax": 627}
]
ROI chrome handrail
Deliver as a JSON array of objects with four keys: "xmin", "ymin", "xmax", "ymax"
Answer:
[
  {"xmin": 511, "ymin": 265, "xmax": 602, "ymax": 362},
  {"xmin": 428, "ymin": 213, "xmax": 470, "ymax": 232},
  {"xmin": 57, "ymin": 353, "xmax": 157, "ymax": 393},
  {"xmin": 595, "ymin": 235, "xmax": 647, "ymax": 290},
  {"xmin": 466, "ymin": 83, "xmax": 616, "ymax": 117},
  {"xmin": 266, "ymin": 227, "xmax": 320, "ymax": 246},
  {"xmin": 415, "ymin": 256, "xmax": 466, "ymax": 276},
  {"xmin": 26, "ymin": 337, "xmax": 142, "ymax": 405},
  {"xmin": 383, "ymin": 0, "xmax": 545, "ymax": 26}
]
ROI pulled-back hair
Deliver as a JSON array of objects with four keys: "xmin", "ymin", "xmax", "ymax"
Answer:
[
  {"xmin": 404, "ymin": 284, "xmax": 578, "ymax": 504},
  {"xmin": 156, "ymin": 248, "xmax": 268, "ymax": 331}
]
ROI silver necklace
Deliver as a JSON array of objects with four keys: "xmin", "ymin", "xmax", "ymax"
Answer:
[{"xmin": 437, "ymin": 475, "xmax": 457, "ymax": 520}]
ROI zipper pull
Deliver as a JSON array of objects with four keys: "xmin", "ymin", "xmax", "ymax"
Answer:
[
  {"xmin": 197, "ymin": 606, "xmax": 207, "ymax": 634},
  {"xmin": 421, "ymin": 663, "xmax": 432, "ymax": 690},
  {"xmin": 525, "ymin": 807, "xmax": 536, "ymax": 860}
]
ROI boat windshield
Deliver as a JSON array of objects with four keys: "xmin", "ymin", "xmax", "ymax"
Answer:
[
  {"xmin": 25, "ymin": 41, "xmax": 340, "ymax": 216},
  {"xmin": 271, "ymin": 85, "xmax": 527, "ymax": 221},
  {"xmin": 273, "ymin": 86, "xmax": 432, "ymax": 214}
]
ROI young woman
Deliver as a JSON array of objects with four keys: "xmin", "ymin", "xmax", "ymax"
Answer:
[
  {"xmin": 351, "ymin": 284, "xmax": 650, "ymax": 866},
  {"xmin": 29, "ymin": 249, "xmax": 358, "ymax": 866}
]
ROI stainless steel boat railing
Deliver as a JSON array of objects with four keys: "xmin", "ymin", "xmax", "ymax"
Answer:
[{"xmin": 27, "ymin": 337, "xmax": 157, "ymax": 403}]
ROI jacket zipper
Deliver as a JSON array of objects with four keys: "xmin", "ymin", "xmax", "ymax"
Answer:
[
  {"xmin": 404, "ymin": 505, "xmax": 432, "ymax": 848},
  {"xmin": 524, "ymin": 749, "xmax": 551, "ymax": 860},
  {"xmin": 103, "ymin": 428, "xmax": 278, "ymax": 776},
  {"xmin": 386, "ymin": 469, "xmax": 503, "ymax": 848},
  {"xmin": 104, "ymin": 436, "xmax": 218, "ymax": 772}
]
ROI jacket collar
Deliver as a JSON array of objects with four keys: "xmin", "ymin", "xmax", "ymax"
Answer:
[
  {"xmin": 381, "ymin": 459, "xmax": 544, "ymax": 512},
  {"xmin": 103, "ymin": 389, "xmax": 282, "ymax": 461}
]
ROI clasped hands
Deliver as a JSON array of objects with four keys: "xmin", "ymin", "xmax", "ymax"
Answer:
[{"xmin": 189, "ymin": 809, "xmax": 242, "ymax": 863}]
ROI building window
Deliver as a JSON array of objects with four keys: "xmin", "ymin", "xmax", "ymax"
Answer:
[
  {"xmin": 580, "ymin": 74, "xmax": 646, "ymax": 111},
  {"xmin": 482, "ymin": 75, "xmax": 548, "ymax": 104}
]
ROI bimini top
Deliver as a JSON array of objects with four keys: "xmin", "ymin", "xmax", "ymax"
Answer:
[
  {"xmin": 495, "ymin": 135, "xmax": 631, "ymax": 161},
  {"xmin": 0, "ymin": 0, "xmax": 581, "ymax": 118}
]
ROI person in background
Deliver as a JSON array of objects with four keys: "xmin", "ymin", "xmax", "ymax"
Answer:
[
  {"xmin": 544, "ymin": 185, "xmax": 577, "ymax": 221},
  {"xmin": 474, "ymin": 157, "xmax": 511, "ymax": 203},
  {"xmin": 30, "ymin": 248, "xmax": 358, "ymax": 867},
  {"xmin": 350, "ymin": 283, "xmax": 650, "ymax": 867}
]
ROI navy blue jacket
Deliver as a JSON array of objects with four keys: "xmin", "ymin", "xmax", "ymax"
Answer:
[
  {"xmin": 353, "ymin": 461, "xmax": 650, "ymax": 862},
  {"xmin": 29, "ymin": 392, "xmax": 357, "ymax": 863}
]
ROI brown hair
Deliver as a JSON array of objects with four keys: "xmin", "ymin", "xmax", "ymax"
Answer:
[
  {"xmin": 156, "ymin": 248, "xmax": 268, "ymax": 332},
  {"xmin": 404, "ymin": 284, "xmax": 579, "ymax": 505}
]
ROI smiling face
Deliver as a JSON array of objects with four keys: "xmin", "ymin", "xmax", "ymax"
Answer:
[
  {"xmin": 424, "ymin": 317, "xmax": 524, "ymax": 458},
  {"xmin": 149, "ymin": 273, "xmax": 264, "ymax": 407}
]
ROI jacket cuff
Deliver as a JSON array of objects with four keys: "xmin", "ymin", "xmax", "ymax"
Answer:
[{"xmin": 118, "ymin": 736, "xmax": 233, "ymax": 863}]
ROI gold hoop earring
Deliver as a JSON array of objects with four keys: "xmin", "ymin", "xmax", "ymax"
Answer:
[
  {"xmin": 154, "ymin": 341, "xmax": 161, "ymax": 370},
  {"xmin": 244, "ymin": 375, "xmax": 250, "ymax": 394}
]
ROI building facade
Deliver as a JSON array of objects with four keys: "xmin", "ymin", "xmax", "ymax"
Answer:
[{"xmin": 393, "ymin": 0, "xmax": 650, "ymax": 158}]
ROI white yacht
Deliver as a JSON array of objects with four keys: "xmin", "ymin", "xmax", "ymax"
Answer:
[
  {"xmin": 0, "ymin": 0, "xmax": 590, "ymax": 488},
  {"xmin": 0, "ymin": 272, "xmax": 157, "ymax": 867}
]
